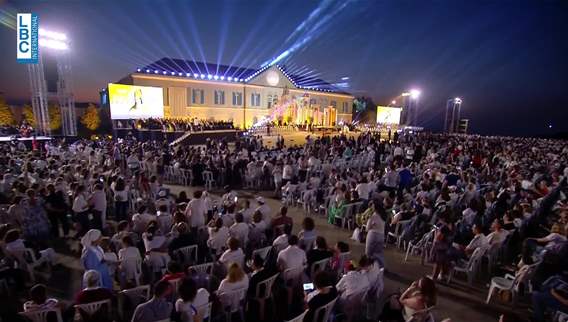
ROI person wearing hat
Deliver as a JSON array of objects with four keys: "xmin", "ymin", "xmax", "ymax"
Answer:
[{"xmin": 80, "ymin": 229, "xmax": 113, "ymax": 290}]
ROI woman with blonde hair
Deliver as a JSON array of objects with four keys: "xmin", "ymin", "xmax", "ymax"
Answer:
[{"xmin": 217, "ymin": 262, "xmax": 249, "ymax": 294}]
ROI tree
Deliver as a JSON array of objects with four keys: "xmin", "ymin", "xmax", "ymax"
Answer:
[
  {"xmin": 22, "ymin": 104, "xmax": 36, "ymax": 127},
  {"xmin": 80, "ymin": 103, "xmax": 101, "ymax": 131},
  {"xmin": 0, "ymin": 97, "xmax": 15, "ymax": 126},
  {"xmin": 48, "ymin": 103, "xmax": 61, "ymax": 131}
]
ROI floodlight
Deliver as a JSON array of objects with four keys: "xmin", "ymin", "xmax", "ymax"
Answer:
[{"xmin": 410, "ymin": 89, "xmax": 421, "ymax": 99}]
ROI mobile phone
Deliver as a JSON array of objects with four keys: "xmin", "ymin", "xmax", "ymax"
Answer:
[{"xmin": 303, "ymin": 283, "xmax": 314, "ymax": 292}]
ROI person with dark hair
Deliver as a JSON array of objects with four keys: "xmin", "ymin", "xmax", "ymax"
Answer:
[
  {"xmin": 111, "ymin": 177, "xmax": 129, "ymax": 222},
  {"xmin": 24, "ymin": 284, "xmax": 61, "ymax": 312},
  {"xmin": 219, "ymin": 237, "xmax": 245, "ymax": 268},
  {"xmin": 277, "ymin": 235, "xmax": 307, "ymax": 271},
  {"xmin": 378, "ymin": 276, "xmax": 437, "ymax": 322},
  {"xmin": 247, "ymin": 254, "xmax": 274, "ymax": 298},
  {"xmin": 307, "ymin": 236, "xmax": 333, "ymax": 267},
  {"xmin": 271, "ymin": 206, "xmax": 293, "ymax": 231},
  {"xmin": 131, "ymin": 280, "xmax": 173, "ymax": 322},
  {"xmin": 365, "ymin": 199, "xmax": 387, "ymax": 267},
  {"xmin": 207, "ymin": 217, "xmax": 229, "ymax": 256},
  {"xmin": 303, "ymin": 271, "xmax": 338, "ymax": 322},
  {"xmin": 168, "ymin": 223, "xmax": 197, "ymax": 258},
  {"xmin": 44, "ymin": 183, "xmax": 69, "ymax": 238},
  {"xmin": 229, "ymin": 212, "xmax": 249, "ymax": 247},
  {"xmin": 175, "ymin": 278, "xmax": 209, "ymax": 322}
]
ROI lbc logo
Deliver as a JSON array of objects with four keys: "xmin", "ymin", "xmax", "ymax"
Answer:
[{"xmin": 17, "ymin": 13, "xmax": 39, "ymax": 64}]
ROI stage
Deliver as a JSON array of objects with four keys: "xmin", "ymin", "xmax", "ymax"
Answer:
[{"xmin": 0, "ymin": 135, "xmax": 52, "ymax": 142}]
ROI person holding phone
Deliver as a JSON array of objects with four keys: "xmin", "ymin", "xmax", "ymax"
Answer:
[{"xmin": 303, "ymin": 271, "xmax": 338, "ymax": 322}]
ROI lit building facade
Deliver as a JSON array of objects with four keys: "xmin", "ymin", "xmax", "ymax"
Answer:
[{"xmin": 115, "ymin": 58, "xmax": 353, "ymax": 128}]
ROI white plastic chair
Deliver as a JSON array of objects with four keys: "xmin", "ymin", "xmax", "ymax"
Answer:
[
  {"xmin": 387, "ymin": 219, "xmax": 412, "ymax": 249},
  {"xmin": 310, "ymin": 257, "xmax": 331, "ymax": 278},
  {"xmin": 485, "ymin": 262, "xmax": 538, "ymax": 306},
  {"xmin": 217, "ymin": 288, "xmax": 247, "ymax": 322},
  {"xmin": 251, "ymin": 273, "xmax": 279, "ymax": 321},
  {"xmin": 404, "ymin": 229, "xmax": 435, "ymax": 264},
  {"xmin": 19, "ymin": 308, "xmax": 63, "ymax": 322},
  {"xmin": 252, "ymin": 246, "xmax": 272, "ymax": 261},
  {"xmin": 203, "ymin": 171, "xmax": 215, "ymax": 190},
  {"xmin": 74, "ymin": 299, "xmax": 112, "ymax": 320},
  {"xmin": 308, "ymin": 297, "xmax": 337, "ymax": 322},
  {"xmin": 118, "ymin": 285, "xmax": 151, "ymax": 320},
  {"xmin": 447, "ymin": 247, "xmax": 485, "ymax": 285},
  {"xmin": 194, "ymin": 302, "xmax": 212, "ymax": 320},
  {"xmin": 189, "ymin": 262, "xmax": 214, "ymax": 275},
  {"xmin": 174, "ymin": 245, "xmax": 199, "ymax": 266},
  {"xmin": 285, "ymin": 310, "xmax": 308, "ymax": 322},
  {"xmin": 554, "ymin": 311, "xmax": 568, "ymax": 322}
]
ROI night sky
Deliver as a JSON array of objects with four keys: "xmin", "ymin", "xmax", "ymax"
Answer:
[{"xmin": 1, "ymin": 0, "xmax": 567, "ymax": 136}]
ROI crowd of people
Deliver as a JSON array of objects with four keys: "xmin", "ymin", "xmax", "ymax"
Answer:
[
  {"xmin": 115, "ymin": 118, "xmax": 235, "ymax": 133},
  {"xmin": 0, "ymin": 129, "xmax": 567, "ymax": 322}
]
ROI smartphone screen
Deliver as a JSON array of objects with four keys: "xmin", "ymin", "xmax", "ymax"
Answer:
[{"xmin": 303, "ymin": 283, "xmax": 314, "ymax": 292}]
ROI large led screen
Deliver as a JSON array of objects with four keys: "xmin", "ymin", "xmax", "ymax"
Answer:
[
  {"xmin": 108, "ymin": 83, "xmax": 164, "ymax": 119},
  {"xmin": 376, "ymin": 106, "xmax": 402, "ymax": 124}
]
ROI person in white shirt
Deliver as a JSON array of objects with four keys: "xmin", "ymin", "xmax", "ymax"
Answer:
[
  {"xmin": 255, "ymin": 197, "xmax": 271, "ymax": 223},
  {"xmin": 217, "ymin": 263, "xmax": 249, "ymax": 309},
  {"xmin": 365, "ymin": 200, "xmax": 386, "ymax": 267},
  {"xmin": 229, "ymin": 213, "xmax": 249, "ymax": 247},
  {"xmin": 142, "ymin": 225, "xmax": 170, "ymax": 273},
  {"xmin": 355, "ymin": 178, "xmax": 371, "ymax": 200},
  {"xmin": 132, "ymin": 206, "xmax": 156, "ymax": 234},
  {"xmin": 282, "ymin": 162, "xmax": 294, "ymax": 185},
  {"xmin": 87, "ymin": 183, "xmax": 107, "ymax": 230},
  {"xmin": 156, "ymin": 205, "xmax": 173, "ymax": 235},
  {"xmin": 72, "ymin": 185, "xmax": 90, "ymax": 236},
  {"xmin": 207, "ymin": 218, "xmax": 230, "ymax": 255},
  {"xmin": 219, "ymin": 238, "xmax": 245, "ymax": 269},
  {"xmin": 336, "ymin": 263, "xmax": 370, "ymax": 303},
  {"xmin": 175, "ymin": 278, "xmax": 210, "ymax": 322},
  {"xmin": 239, "ymin": 200, "xmax": 253, "ymax": 223},
  {"xmin": 486, "ymin": 219, "xmax": 509, "ymax": 245},
  {"xmin": 185, "ymin": 191, "xmax": 207, "ymax": 230},
  {"xmin": 277, "ymin": 235, "xmax": 307, "ymax": 271}
]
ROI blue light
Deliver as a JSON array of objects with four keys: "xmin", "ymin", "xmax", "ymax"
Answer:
[
  {"xmin": 137, "ymin": 68, "xmax": 141, "ymax": 72},
  {"xmin": 163, "ymin": 71, "xmax": 167, "ymax": 75},
  {"xmin": 228, "ymin": 77, "xmax": 232, "ymax": 81},
  {"xmin": 186, "ymin": 73, "xmax": 190, "ymax": 77},
  {"xmin": 178, "ymin": 72, "xmax": 183, "ymax": 76},
  {"xmin": 200, "ymin": 74, "xmax": 205, "ymax": 79},
  {"xmin": 214, "ymin": 75, "xmax": 219, "ymax": 80},
  {"xmin": 194, "ymin": 73, "xmax": 198, "ymax": 78},
  {"xmin": 171, "ymin": 72, "xmax": 175, "ymax": 76},
  {"xmin": 220, "ymin": 76, "xmax": 225, "ymax": 80},
  {"xmin": 146, "ymin": 69, "xmax": 150, "ymax": 73},
  {"xmin": 154, "ymin": 70, "xmax": 159, "ymax": 74}
]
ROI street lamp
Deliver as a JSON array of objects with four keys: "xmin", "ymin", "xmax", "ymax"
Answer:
[{"xmin": 410, "ymin": 89, "xmax": 421, "ymax": 99}]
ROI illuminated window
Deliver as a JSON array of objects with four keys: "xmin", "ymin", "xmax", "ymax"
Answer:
[
  {"xmin": 251, "ymin": 93, "xmax": 261, "ymax": 107},
  {"xmin": 192, "ymin": 89, "xmax": 204, "ymax": 104},
  {"xmin": 232, "ymin": 92, "xmax": 243, "ymax": 106},
  {"xmin": 214, "ymin": 90, "xmax": 225, "ymax": 105}
]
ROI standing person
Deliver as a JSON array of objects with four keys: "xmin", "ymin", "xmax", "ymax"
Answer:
[
  {"xmin": 72, "ymin": 185, "xmax": 91, "ymax": 237},
  {"xmin": 365, "ymin": 199, "xmax": 387, "ymax": 267},
  {"xmin": 112, "ymin": 178, "xmax": 129, "ymax": 222},
  {"xmin": 185, "ymin": 191, "xmax": 206, "ymax": 234},
  {"xmin": 22, "ymin": 189, "xmax": 50, "ymax": 244},
  {"xmin": 89, "ymin": 183, "xmax": 107, "ymax": 231},
  {"xmin": 80, "ymin": 229, "xmax": 113, "ymax": 290},
  {"xmin": 44, "ymin": 184, "xmax": 69, "ymax": 238}
]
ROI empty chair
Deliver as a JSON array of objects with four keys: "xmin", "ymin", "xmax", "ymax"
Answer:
[
  {"xmin": 174, "ymin": 245, "xmax": 199, "ymax": 266},
  {"xmin": 252, "ymin": 246, "xmax": 272, "ymax": 261},
  {"xmin": 19, "ymin": 308, "xmax": 63, "ymax": 322},
  {"xmin": 118, "ymin": 285, "xmax": 151, "ymax": 320},
  {"xmin": 447, "ymin": 247, "xmax": 485, "ymax": 285},
  {"xmin": 194, "ymin": 302, "xmax": 212, "ymax": 321},
  {"xmin": 310, "ymin": 257, "xmax": 331, "ymax": 278},
  {"xmin": 387, "ymin": 219, "xmax": 412, "ymax": 249},
  {"xmin": 203, "ymin": 171, "xmax": 215, "ymax": 190},
  {"xmin": 486, "ymin": 262, "xmax": 538, "ymax": 306},
  {"xmin": 404, "ymin": 229, "xmax": 435, "ymax": 264},
  {"xmin": 307, "ymin": 297, "xmax": 337, "ymax": 322},
  {"xmin": 74, "ymin": 299, "xmax": 112, "ymax": 321},
  {"xmin": 189, "ymin": 262, "xmax": 214, "ymax": 276},
  {"xmin": 250, "ymin": 273, "xmax": 279, "ymax": 321}
]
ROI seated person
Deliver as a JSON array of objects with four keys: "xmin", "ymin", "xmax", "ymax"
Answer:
[
  {"xmin": 303, "ymin": 271, "xmax": 338, "ymax": 322},
  {"xmin": 272, "ymin": 225, "xmax": 291, "ymax": 253},
  {"xmin": 298, "ymin": 217, "xmax": 317, "ymax": 248},
  {"xmin": 132, "ymin": 280, "xmax": 173, "ymax": 322},
  {"xmin": 532, "ymin": 275, "xmax": 568, "ymax": 322},
  {"xmin": 219, "ymin": 237, "xmax": 245, "ymax": 269},
  {"xmin": 75, "ymin": 270, "xmax": 113, "ymax": 304},
  {"xmin": 379, "ymin": 276, "xmax": 437, "ymax": 322},
  {"xmin": 218, "ymin": 262, "xmax": 249, "ymax": 294},
  {"xmin": 207, "ymin": 217, "xmax": 229, "ymax": 256},
  {"xmin": 229, "ymin": 213, "xmax": 249, "ymax": 247},
  {"xmin": 24, "ymin": 283, "xmax": 63, "ymax": 312},
  {"xmin": 277, "ymin": 235, "xmax": 307, "ymax": 272},
  {"xmin": 175, "ymin": 278, "xmax": 209, "ymax": 322},
  {"xmin": 271, "ymin": 206, "xmax": 293, "ymax": 233},
  {"xmin": 307, "ymin": 236, "xmax": 333, "ymax": 268},
  {"xmin": 168, "ymin": 223, "xmax": 197, "ymax": 258},
  {"xmin": 161, "ymin": 261, "xmax": 186, "ymax": 282},
  {"xmin": 336, "ymin": 260, "xmax": 369, "ymax": 301}
]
